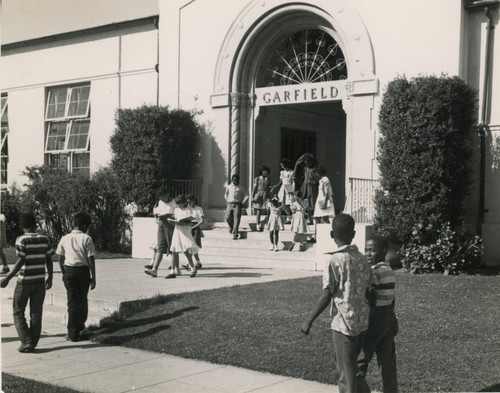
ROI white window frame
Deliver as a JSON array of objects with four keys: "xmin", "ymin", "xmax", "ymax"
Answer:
[
  {"xmin": 44, "ymin": 85, "xmax": 91, "ymax": 175},
  {"xmin": 45, "ymin": 85, "xmax": 90, "ymax": 121},
  {"xmin": 45, "ymin": 120, "xmax": 90, "ymax": 153}
]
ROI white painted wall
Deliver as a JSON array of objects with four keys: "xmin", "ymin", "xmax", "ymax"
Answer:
[{"xmin": 1, "ymin": 23, "xmax": 158, "ymax": 186}]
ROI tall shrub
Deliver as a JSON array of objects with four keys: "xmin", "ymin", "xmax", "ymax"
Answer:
[
  {"xmin": 110, "ymin": 105, "xmax": 202, "ymax": 212},
  {"xmin": 90, "ymin": 167, "xmax": 130, "ymax": 252},
  {"xmin": 22, "ymin": 165, "xmax": 130, "ymax": 252},
  {"xmin": 23, "ymin": 166, "xmax": 95, "ymax": 246},
  {"xmin": 374, "ymin": 75, "xmax": 477, "ymax": 242},
  {"xmin": 0, "ymin": 185, "xmax": 36, "ymax": 244}
]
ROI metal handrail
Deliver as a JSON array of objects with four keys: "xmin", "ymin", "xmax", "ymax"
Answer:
[{"xmin": 344, "ymin": 177, "xmax": 380, "ymax": 224}]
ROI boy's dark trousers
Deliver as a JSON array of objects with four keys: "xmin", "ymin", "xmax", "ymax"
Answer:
[
  {"xmin": 332, "ymin": 329, "xmax": 365, "ymax": 393},
  {"xmin": 63, "ymin": 266, "xmax": 91, "ymax": 340},
  {"xmin": 357, "ymin": 305, "xmax": 398, "ymax": 393},
  {"xmin": 13, "ymin": 281, "xmax": 45, "ymax": 347},
  {"xmin": 225, "ymin": 202, "xmax": 242, "ymax": 236}
]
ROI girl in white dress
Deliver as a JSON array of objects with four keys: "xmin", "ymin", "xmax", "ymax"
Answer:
[
  {"xmin": 289, "ymin": 191, "xmax": 308, "ymax": 251},
  {"xmin": 183, "ymin": 194, "xmax": 204, "ymax": 270},
  {"xmin": 273, "ymin": 159, "xmax": 294, "ymax": 221},
  {"xmin": 167, "ymin": 195, "xmax": 200, "ymax": 278},
  {"xmin": 266, "ymin": 196, "xmax": 284, "ymax": 251},
  {"xmin": 313, "ymin": 166, "xmax": 335, "ymax": 223}
]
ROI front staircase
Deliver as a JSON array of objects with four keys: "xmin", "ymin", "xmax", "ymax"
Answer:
[{"xmin": 201, "ymin": 215, "xmax": 319, "ymax": 271}]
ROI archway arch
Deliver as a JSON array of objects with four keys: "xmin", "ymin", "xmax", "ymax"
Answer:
[{"xmin": 211, "ymin": 0, "xmax": 378, "ymax": 194}]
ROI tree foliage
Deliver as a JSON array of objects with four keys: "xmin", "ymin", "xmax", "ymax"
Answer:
[
  {"xmin": 374, "ymin": 75, "xmax": 477, "ymax": 242},
  {"xmin": 110, "ymin": 105, "xmax": 202, "ymax": 211}
]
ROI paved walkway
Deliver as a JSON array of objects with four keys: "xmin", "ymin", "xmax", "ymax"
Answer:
[{"xmin": 1, "ymin": 256, "xmax": 341, "ymax": 393}]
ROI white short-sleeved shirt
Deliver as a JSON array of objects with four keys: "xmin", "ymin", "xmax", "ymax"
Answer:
[
  {"xmin": 189, "ymin": 206, "xmax": 204, "ymax": 222},
  {"xmin": 56, "ymin": 230, "xmax": 96, "ymax": 267}
]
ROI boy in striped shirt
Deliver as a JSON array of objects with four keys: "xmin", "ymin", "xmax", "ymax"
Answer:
[
  {"xmin": 0, "ymin": 213, "xmax": 54, "ymax": 353},
  {"xmin": 357, "ymin": 235, "xmax": 398, "ymax": 393}
]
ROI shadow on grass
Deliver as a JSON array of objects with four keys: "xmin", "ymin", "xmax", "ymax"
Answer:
[
  {"xmin": 94, "ymin": 306, "xmax": 199, "ymax": 333},
  {"xmin": 97, "ymin": 324, "xmax": 171, "ymax": 345},
  {"xmin": 481, "ymin": 383, "xmax": 500, "ymax": 392}
]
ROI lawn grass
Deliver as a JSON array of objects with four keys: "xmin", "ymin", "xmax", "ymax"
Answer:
[
  {"xmin": 1, "ymin": 373, "xmax": 88, "ymax": 393},
  {"xmin": 88, "ymin": 271, "xmax": 500, "ymax": 392}
]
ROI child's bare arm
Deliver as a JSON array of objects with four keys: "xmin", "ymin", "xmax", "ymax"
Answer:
[
  {"xmin": 89, "ymin": 255, "xmax": 96, "ymax": 290},
  {"xmin": 0, "ymin": 257, "xmax": 25, "ymax": 288},
  {"xmin": 301, "ymin": 288, "xmax": 332, "ymax": 335},
  {"xmin": 45, "ymin": 254, "xmax": 53, "ymax": 290},
  {"xmin": 58, "ymin": 255, "xmax": 66, "ymax": 275}
]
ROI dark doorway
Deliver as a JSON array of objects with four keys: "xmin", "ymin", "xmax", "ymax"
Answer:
[{"xmin": 280, "ymin": 127, "xmax": 316, "ymax": 164}]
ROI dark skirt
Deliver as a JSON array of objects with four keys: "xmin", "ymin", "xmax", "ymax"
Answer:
[{"xmin": 191, "ymin": 226, "xmax": 203, "ymax": 248}]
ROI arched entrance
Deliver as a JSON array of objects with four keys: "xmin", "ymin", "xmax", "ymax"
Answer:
[
  {"xmin": 211, "ymin": 0, "xmax": 378, "ymax": 208},
  {"xmin": 253, "ymin": 28, "xmax": 347, "ymax": 209}
]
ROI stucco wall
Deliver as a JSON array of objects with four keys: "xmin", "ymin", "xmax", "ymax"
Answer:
[{"xmin": 1, "ymin": 23, "xmax": 158, "ymax": 186}]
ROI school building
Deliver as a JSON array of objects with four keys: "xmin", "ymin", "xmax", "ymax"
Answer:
[{"xmin": 1, "ymin": 0, "xmax": 499, "ymax": 265}]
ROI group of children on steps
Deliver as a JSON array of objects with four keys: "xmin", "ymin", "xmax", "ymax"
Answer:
[{"xmin": 248, "ymin": 158, "xmax": 335, "ymax": 252}]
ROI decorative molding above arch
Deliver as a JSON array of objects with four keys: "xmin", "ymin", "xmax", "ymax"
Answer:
[{"xmin": 211, "ymin": 0, "xmax": 376, "ymax": 103}]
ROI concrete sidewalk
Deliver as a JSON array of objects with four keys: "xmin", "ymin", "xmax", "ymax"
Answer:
[{"xmin": 1, "ymin": 256, "xmax": 341, "ymax": 393}]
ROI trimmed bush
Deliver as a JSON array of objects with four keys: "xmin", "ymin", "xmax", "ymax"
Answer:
[
  {"xmin": 374, "ymin": 75, "xmax": 477, "ymax": 242},
  {"xmin": 400, "ymin": 222, "xmax": 483, "ymax": 275},
  {"xmin": 90, "ymin": 167, "xmax": 130, "ymax": 253},
  {"xmin": 0, "ymin": 184, "xmax": 36, "ymax": 245},
  {"xmin": 110, "ymin": 105, "xmax": 203, "ymax": 212},
  {"xmin": 21, "ymin": 165, "xmax": 130, "ymax": 252}
]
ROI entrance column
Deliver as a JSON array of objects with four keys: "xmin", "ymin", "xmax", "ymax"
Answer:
[{"xmin": 229, "ymin": 92, "xmax": 243, "ymax": 177}]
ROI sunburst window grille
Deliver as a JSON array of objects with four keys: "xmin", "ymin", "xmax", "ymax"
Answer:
[{"xmin": 260, "ymin": 29, "xmax": 347, "ymax": 87}]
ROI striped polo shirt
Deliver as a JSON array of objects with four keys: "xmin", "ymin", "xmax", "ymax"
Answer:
[
  {"xmin": 371, "ymin": 261, "xmax": 396, "ymax": 307},
  {"xmin": 15, "ymin": 232, "xmax": 54, "ymax": 284}
]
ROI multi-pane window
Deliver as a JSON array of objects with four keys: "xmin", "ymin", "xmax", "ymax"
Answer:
[
  {"xmin": 1, "ymin": 95, "xmax": 8, "ymax": 186},
  {"xmin": 44, "ymin": 85, "xmax": 91, "ymax": 176}
]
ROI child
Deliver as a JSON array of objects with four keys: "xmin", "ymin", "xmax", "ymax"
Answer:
[
  {"xmin": 266, "ymin": 196, "xmax": 284, "ymax": 251},
  {"xmin": 0, "ymin": 213, "xmax": 54, "ymax": 353},
  {"xmin": 182, "ymin": 194, "xmax": 204, "ymax": 270},
  {"xmin": 56, "ymin": 212, "xmax": 96, "ymax": 342},
  {"xmin": 273, "ymin": 159, "xmax": 294, "ymax": 222},
  {"xmin": 252, "ymin": 165, "xmax": 272, "ymax": 231},
  {"xmin": 145, "ymin": 187, "xmax": 177, "ymax": 277},
  {"xmin": 313, "ymin": 166, "xmax": 335, "ymax": 224},
  {"xmin": 224, "ymin": 174, "xmax": 248, "ymax": 240},
  {"xmin": 293, "ymin": 153, "xmax": 319, "ymax": 224},
  {"xmin": 0, "ymin": 213, "xmax": 10, "ymax": 274},
  {"xmin": 167, "ymin": 194, "xmax": 199, "ymax": 278},
  {"xmin": 301, "ymin": 214, "xmax": 371, "ymax": 393},
  {"xmin": 289, "ymin": 191, "xmax": 308, "ymax": 251},
  {"xmin": 357, "ymin": 236, "xmax": 398, "ymax": 393}
]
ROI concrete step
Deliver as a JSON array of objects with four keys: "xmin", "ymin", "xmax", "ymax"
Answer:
[
  {"xmin": 200, "ymin": 245, "xmax": 315, "ymax": 261},
  {"xmin": 200, "ymin": 254, "xmax": 318, "ymax": 271},
  {"xmin": 200, "ymin": 236, "xmax": 315, "ymax": 252}
]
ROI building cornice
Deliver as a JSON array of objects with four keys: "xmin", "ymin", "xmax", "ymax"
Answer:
[{"xmin": 1, "ymin": 16, "xmax": 159, "ymax": 52}]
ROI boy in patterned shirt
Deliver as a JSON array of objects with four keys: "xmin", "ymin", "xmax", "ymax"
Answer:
[
  {"xmin": 0, "ymin": 213, "xmax": 54, "ymax": 353},
  {"xmin": 357, "ymin": 235, "xmax": 398, "ymax": 393},
  {"xmin": 301, "ymin": 214, "xmax": 371, "ymax": 393}
]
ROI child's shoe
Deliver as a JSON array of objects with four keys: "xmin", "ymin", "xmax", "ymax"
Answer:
[
  {"xmin": 270, "ymin": 246, "xmax": 275, "ymax": 251},
  {"xmin": 181, "ymin": 264, "xmax": 191, "ymax": 271},
  {"xmin": 143, "ymin": 264, "xmax": 153, "ymax": 269},
  {"xmin": 289, "ymin": 243, "xmax": 295, "ymax": 252},
  {"xmin": 18, "ymin": 343, "xmax": 34, "ymax": 353},
  {"xmin": 164, "ymin": 273, "xmax": 176, "ymax": 279},
  {"xmin": 0, "ymin": 266, "xmax": 10, "ymax": 275},
  {"xmin": 144, "ymin": 269, "xmax": 157, "ymax": 278},
  {"xmin": 195, "ymin": 262, "xmax": 202, "ymax": 269},
  {"xmin": 190, "ymin": 269, "xmax": 197, "ymax": 278}
]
